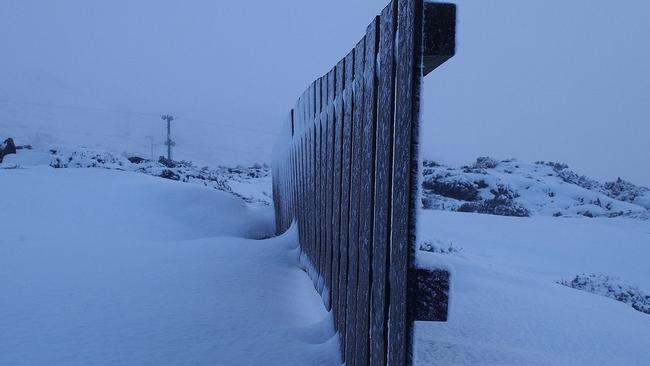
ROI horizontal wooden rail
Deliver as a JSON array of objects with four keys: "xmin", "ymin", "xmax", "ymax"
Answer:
[{"xmin": 272, "ymin": 1, "xmax": 456, "ymax": 365}]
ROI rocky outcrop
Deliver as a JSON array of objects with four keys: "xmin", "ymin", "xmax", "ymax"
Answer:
[
  {"xmin": 0, "ymin": 138, "xmax": 17, "ymax": 163},
  {"xmin": 422, "ymin": 157, "xmax": 649, "ymax": 219}
]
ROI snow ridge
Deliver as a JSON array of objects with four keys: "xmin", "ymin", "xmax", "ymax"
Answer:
[
  {"xmin": 1, "ymin": 145, "xmax": 272, "ymax": 206},
  {"xmin": 559, "ymin": 274, "xmax": 650, "ymax": 315},
  {"xmin": 421, "ymin": 157, "xmax": 649, "ymax": 219}
]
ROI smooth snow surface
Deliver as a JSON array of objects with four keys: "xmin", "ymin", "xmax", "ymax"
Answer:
[
  {"xmin": 415, "ymin": 210, "xmax": 650, "ymax": 366},
  {"xmin": 0, "ymin": 168, "xmax": 338, "ymax": 366}
]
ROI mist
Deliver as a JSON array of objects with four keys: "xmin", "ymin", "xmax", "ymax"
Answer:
[{"xmin": 1, "ymin": 0, "xmax": 648, "ymax": 184}]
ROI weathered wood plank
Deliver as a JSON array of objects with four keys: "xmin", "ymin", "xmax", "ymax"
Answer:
[
  {"xmin": 306, "ymin": 90, "xmax": 314, "ymax": 258},
  {"xmin": 388, "ymin": 1, "xmax": 423, "ymax": 365},
  {"xmin": 314, "ymin": 114, "xmax": 322, "ymax": 287},
  {"xmin": 317, "ymin": 74, "xmax": 329, "ymax": 294},
  {"xmin": 324, "ymin": 67, "xmax": 336, "ymax": 310},
  {"xmin": 355, "ymin": 17, "xmax": 379, "ymax": 366},
  {"xmin": 331, "ymin": 59, "xmax": 345, "ymax": 325},
  {"xmin": 345, "ymin": 37, "xmax": 366, "ymax": 366},
  {"xmin": 423, "ymin": 3, "xmax": 456, "ymax": 75},
  {"xmin": 338, "ymin": 49, "xmax": 355, "ymax": 357},
  {"xmin": 299, "ymin": 132, "xmax": 307, "ymax": 251},
  {"xmin": 371, "ymin": 3, "xmax": 397, "ymax": 365}
]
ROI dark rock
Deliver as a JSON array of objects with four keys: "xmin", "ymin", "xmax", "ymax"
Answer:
[
  {"xmin": 422, "ymin": 178, "xmax": 479, "ymax": 201},
  {"xmin": 0, "ymin": 138, "xmax": 17, "ymax": 163},
  {"xmin": 475, "ymin": 180, "xmax": 489, "ymax": 189},
  {"xmin": 158, "ymin": 156, "xmax": 176, "ymax": 168},
  {"xmin": 473, "ymin": 156, "xmax": 498, "ymax": 169},
  {"xmin": 160, "ymin": 169, "xmax": 180, "ymax": 181},
  {"xmin": 458, "ymin": 196, "xmax": 530, "ymax": 217},
  {"xmin": 128, "ymin": 156, "xmax": 147, "ymax": 164},
  {"xmin": 580, "ymin": 211, "xmax": 594, "ymax": 218}
]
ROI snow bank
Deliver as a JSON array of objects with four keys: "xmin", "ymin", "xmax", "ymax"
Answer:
[
  {"xmin": 414, "ymin": 210, "xmax": 650, "ymax": 366},
  {"xmin": 0, "ymin": 167, "xmax": 338, "ymax": 366},
  {"xmin": 1, "ymin": 144, "xmax": 273, "ymax": 206},
  {"xmin": 421, "ymin": 158, "xmax": 649, "ymax": 219},
  {"xmin": 559, "ymin": 274, "xmax": 650, "ymax": 315}
]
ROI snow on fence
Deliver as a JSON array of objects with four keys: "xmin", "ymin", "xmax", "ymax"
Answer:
[{"xmin": 271, "ymin": 1, "xmax": 456, "ymax": 365}]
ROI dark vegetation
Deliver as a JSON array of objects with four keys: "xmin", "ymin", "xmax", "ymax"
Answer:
[{"xmin": 559, "ymin": 274, "xmax": 650, "ymax": 315}]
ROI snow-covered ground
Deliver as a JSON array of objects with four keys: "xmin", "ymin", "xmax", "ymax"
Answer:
[
  {"xmin": 0, "ymin": 166, "xmax": 338, "ymax": 366},
  {"xmin": 421, "ymin": 157, "xmax": 650, "ymax": 219},
  {"xmin": 415, "ymin": 210, "xmax": 650, "ymax": 366},
  {"xmin": 1, "ymin": 144, "xmax": 272, "ymax": 206},
  {"xmin": 2, "ymin": 143, "xmax": 649, "ymax": 365}
]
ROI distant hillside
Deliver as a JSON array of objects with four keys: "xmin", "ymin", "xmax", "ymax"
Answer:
[
  {"xmin": 421, "ymin": 157, "xmax": 649, "ymax": 219},
  {"xmin": 4, "ymin": 135, "xmax": 649, "ymax": 221},
  {"xmin": 0, "ymin": 142, "xmax": 272, "ymax": 206}
]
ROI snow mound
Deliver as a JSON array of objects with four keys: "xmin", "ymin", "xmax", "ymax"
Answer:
[
  {"xmin": 421, "ymin": 157, "xmax": 649, "ymax": 219},
  {"xmin": 415, "ymin": 210, "xmax": 650, "ymax": 366},
  {"xmin": 1, "ymin": 144, "xmax": 272, "ymax": 206},
  {"xmin": 418, "ymin": 238, "xmax": 463, "ymax": 255},
  {"xmin": 559, "ymin": 274, "xmax": 650, "ymax": 315},
  {"xmin": 0, "ymin": 167, "xmax": 337, "ymax": 365}
]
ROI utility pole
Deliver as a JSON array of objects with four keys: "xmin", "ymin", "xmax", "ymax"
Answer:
[
  {"xmin": 146, "ymin": 135, "xmax": 154, "ymax": 161},
  {"xmin": 161, "ymin": 115, "xmax": 175, "ymax": 161}
]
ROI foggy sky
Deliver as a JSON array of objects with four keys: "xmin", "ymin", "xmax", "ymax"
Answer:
[{"xmin": 1, "ymin": 0, "xmax": 648, "ymax": 185}]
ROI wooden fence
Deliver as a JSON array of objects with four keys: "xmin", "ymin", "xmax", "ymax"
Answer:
[{"xmin": 272, "ymin": 1, "xmax": 456, "ymax": 365}]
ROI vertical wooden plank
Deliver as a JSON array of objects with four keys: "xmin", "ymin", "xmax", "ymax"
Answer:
[
  {"xmin": 356, "ymin": 17, "xmax": 379, "ymax": 366},
  {"xmin": 295, "ymin": 99, "xmax": 304, "ymax": 245},
  {"xmin": 307, "ymin": 84, "xmax": 314, "ymax": 264},
  {"xmin": 300, "ymin": 107, "xmax": 309, "ymax": 256},
  {"xmin": 300, "ymin": 96, "xmax": 308, "ymax": 253},
  {"xmin": 318, "ymin": 76, "xmax": 328, "ymax": 295},
  {"xmin": 371, "ymin": 2, "xmax": 397, "ymax": 366},
  {"xmin": 325, "ymin": 67, "xmax": 337, "ymax": 310},
  {"xmin": 299, "ymin": 87, "xmax": 311, "ymax": 259},
  {"xmin": 273, "ymin": 160, "xmax": 279, "ymax": 232},
  {"xmin": 312, "ymin": 83, "xmax": 318, "ymax": 266},
  {"xmin": 272, "ymin": 141, "xmax": 279, "ymax": 232},
  {"xmin": 305, "ymin": 92, "xmax": 313, "ymax": 260},
  {"xmin": 331, "ymin": 58, "xmax": 345, "ymax": 331},
  {"xmin": 345, "ymin": 37, "xmax": 366, "ymax": 366},
  {"xmin": 298, "ymin": 130, "xmax": 306, "ymax": 249},
  {"xmin": 316, "ymin": 77, "xmax": 323, "ymax": 116},
  {"xmin": 291, "ymin": 113, "xmax": 300, "ymax": 232},
  {"xmin": 338, "ymin": 48, "xmax": 355, "ymax": 358},
  {"xmin": 388, "ymin": 1, "xmax": 423, "ymax": 365},
  {"xmin": 289, "ymin": 110, "xmax": 296, "ymax": 229},
  {"xmin": 313, "ymin": 79, "xmax": 322, "ymax": 292},
  {"xmin": 294, "ymin": 99, "xmax": 303, "ymax": 243},
  {"xmin": 310, "ymin": 83, "xmax": 318, "ymax": 265},
  {"xmin": 300, "ymin": 95, "xmax": 307, "ymax": 252},
  {"xmin": 291, "ymin": 110, "xmax": 298, "ymax": 228}
]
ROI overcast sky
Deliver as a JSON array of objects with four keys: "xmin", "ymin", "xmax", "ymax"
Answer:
[{"xmin": 1, "ymin": 0, "xmax": 648, "ymax": 185}]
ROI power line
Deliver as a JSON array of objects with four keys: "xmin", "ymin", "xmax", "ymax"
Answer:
[
  {"xmin": 0, "ymin": 98, "xmax": 160, "ymax": 118},
  {"xmin": 0, "ymin": 98, "xmax": 278, "ymax": 135}
]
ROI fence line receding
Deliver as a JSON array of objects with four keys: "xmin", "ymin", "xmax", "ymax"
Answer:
[{"xmin": 272, "ymin": 1, "xmax": 456, "ymax": 365}]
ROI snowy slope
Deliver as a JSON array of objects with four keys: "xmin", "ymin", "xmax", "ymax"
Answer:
[
  {"xmin": 414, "ymin": 210, "xmax": 650, "ymax": 366},
  {"xmin": 0, "ymin": 167, "xmax": 339, "ymax": 366},
  {"xmin": 1, "ymin": 144, "xmax": 272, "ymax": 206},
  {"xmin": 421, "ymin": 157, "xmax": 650, "ymax": 219},
  {"xmin": 3, "ymin": 141, "xmax": 650, "ymax": 365}
]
